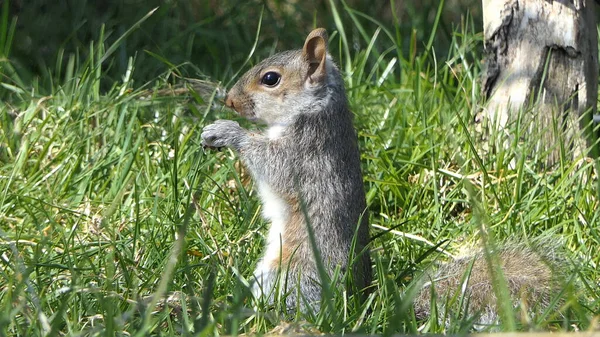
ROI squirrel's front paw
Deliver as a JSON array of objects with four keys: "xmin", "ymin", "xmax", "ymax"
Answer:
[{"xmin": 201, "ymin": 120, "xmax": 244, "ymax": 150}]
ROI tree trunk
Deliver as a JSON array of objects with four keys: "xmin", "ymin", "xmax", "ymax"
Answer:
[{"xmin": 481, "ymin": 0, "xmax": 599, "ymax": 165}]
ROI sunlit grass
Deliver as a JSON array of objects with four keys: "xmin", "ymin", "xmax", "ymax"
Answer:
[{"xmin": 0, "ymin": 2, "xmax": 598, "ymax": 336}]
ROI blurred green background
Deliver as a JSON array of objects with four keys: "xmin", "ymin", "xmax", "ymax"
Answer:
[{"xmin": 7, "ymin": 0, "xmax": 480, "ymax": 86}]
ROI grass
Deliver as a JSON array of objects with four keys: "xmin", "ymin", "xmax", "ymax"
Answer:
[{"xmin": 1, "ymin": 1, "xmax": 599, "ymax": 336}]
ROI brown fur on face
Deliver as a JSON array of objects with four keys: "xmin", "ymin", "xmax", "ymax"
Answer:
[{"xmin": 225, "ymin": 53, "xmax": 307, "ymax": 125}]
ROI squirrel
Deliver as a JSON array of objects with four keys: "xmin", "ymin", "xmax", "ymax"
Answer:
[
  {"xmin": 413, "ymin": 241, "xmax": 570, "ymax": 330},
  {"xmin": 201, "ymin": 28, "xmax": 372, "ymax": 312}
]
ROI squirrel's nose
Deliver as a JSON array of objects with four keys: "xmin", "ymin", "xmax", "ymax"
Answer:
[{"xmin": 225, "ymin": 94, "xmax": 235, "ymax": 110}]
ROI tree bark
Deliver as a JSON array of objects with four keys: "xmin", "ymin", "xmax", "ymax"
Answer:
[{"xmin": 481, "ymin": 0, "xmax": 598, "ymax": 165}]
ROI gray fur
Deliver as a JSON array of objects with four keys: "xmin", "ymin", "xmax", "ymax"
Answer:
[{"xmin": 201, "ymin": 29, "xmax": 371, "ymax": 313}]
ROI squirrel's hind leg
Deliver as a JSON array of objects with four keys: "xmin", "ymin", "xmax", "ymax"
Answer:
[{"xmin": 251, "ymin": 261, "xmax": 323, "ymax": 315}]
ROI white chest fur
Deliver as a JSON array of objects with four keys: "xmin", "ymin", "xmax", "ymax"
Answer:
[
  {"xmin": 267, "ymin": 124, "xmax": 287, "ymax": 140},
  {"xmin": 252, "ymin": 180, "xmax": 290, "ymax": 293}
]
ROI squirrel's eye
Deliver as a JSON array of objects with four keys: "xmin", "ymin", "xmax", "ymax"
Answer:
[{"xmin": 261, "ymin": 71, "xmax": 281, "ymax": 87}]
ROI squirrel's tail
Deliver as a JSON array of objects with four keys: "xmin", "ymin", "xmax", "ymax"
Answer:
[{"xmin": 414, "ymin": 240, "xmax": 573, "ymax": 329}]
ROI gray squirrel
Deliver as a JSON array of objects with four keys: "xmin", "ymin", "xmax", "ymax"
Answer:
[
  {"xmin": 414, "ymin": 242, "xmax": 570, "ymax": 329},
  {"xmin": 200, "ymin": 28, "xmax": 569, "ymax": 325},
  {"xmin": 201, "ymin": 28, "xmax": 372, "ymax": 312}
]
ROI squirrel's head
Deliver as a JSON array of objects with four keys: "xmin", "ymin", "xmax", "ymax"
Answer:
[{"xmin": 225, "ymin": 28, "xmax": 342, "ymax": 127}]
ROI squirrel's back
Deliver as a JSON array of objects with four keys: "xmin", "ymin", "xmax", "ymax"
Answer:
[{"xmin": 414, "ymin": 242, "xmax": 569, "ymax": 328}]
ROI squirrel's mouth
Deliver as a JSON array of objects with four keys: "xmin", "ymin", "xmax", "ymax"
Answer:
[
  {"xmin": 235, "ymin": 106, "xmax": 257, "ymax": 121},
  {"xmin": 225, "ymin": 94, "xmax": 256, "ymax": 120}
]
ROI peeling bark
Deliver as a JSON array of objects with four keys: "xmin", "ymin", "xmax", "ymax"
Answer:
[{"xmin": 481, "ymin": 0, "xmax": 598, "ymax": 165}]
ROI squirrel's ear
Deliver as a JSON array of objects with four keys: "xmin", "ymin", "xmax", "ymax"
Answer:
[{"xmin": 302, "ymin": 28, "xmax": 328, "ymax": 85}]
